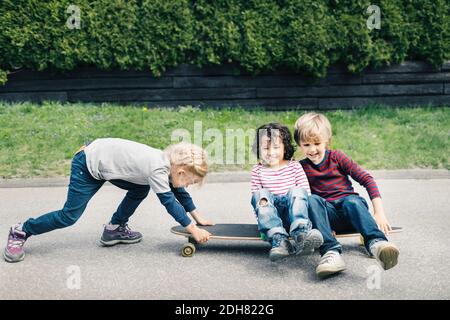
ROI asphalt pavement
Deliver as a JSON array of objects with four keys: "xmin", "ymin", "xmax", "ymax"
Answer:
[{"xmin": 0, "ymin": 177, "xmax": 449, "ymax": 299}]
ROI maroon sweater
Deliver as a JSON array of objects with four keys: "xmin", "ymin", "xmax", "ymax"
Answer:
[{"xmin": 300, "ymin": 150, "xmax": 381, "ymax": 202}]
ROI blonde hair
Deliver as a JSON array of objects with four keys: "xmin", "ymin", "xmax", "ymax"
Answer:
[
  {"xmin": 164, "ymin": 143, "xmax": 208, "ymax": 179},
  {"xmin": 294, "ymin": 112, "xmax": 332, "ymax": 145}
]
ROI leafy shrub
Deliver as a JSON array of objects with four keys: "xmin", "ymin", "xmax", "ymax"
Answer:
[{"xmin": 0, "ymin": 0, "xmax": 448, "ymax": 84}]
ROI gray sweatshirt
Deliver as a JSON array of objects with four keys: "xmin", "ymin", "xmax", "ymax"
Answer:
[{"xmin": 84, "ymin": 138, "xmax": 194, "ymax": 226}]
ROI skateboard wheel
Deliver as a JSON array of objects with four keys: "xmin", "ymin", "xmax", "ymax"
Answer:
[{"xmin": 182, "ymin": 243, "xmax": 196, "ymax": 257}]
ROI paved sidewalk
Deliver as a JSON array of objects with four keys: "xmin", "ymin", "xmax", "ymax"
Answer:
[
  {"xmin": 0, "ymin": 169, "xmax": 449, "ymax": 188},
  {"xmin": 0, "ymin": 178, "xmax": 449, "ymax": 299}
]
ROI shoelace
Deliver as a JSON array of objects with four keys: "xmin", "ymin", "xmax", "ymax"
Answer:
[
  {"xmin": 320, "ymin": 252, "xmax": 337, "ymax": 264},
  {"xmin": 8, "ymin": 232, "xmax": 26, "ymax": 248},
  {"xmin": 272, "ymin": 235, "xmax": 284, "ymax": 247},
  {"xmin": 118, "ymin": 224, "xmax": 132, "ymax": 234}
]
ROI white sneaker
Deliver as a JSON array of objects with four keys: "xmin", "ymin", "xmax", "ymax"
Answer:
[
  {"xmin": 370, "ymin": 241, "xmax": 399, "ymax": 270},
  {"xmin": 303, "ymin": 229, "xmax": 323, "ymax": 252},
  {"xmin": 316, "ymin": 250, "xmax": 346, "ymax": 278},
  {"xmin": 292, "ymin": 229, "xmax": 324, "ymax": 255}
]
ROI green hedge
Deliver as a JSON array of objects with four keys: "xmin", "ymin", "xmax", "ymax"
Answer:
[{"xmin": 0, "ymin": 0, "xmax": 449, "ymax": 85}]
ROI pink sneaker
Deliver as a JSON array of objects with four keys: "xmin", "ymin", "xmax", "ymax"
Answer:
[{"xmin": 4, "ymin": 224, "xmax": 28, "ymax": 263}]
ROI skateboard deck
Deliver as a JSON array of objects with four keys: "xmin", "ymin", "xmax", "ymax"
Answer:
[{"xmin": 171, "ymin": 223, "xmax": 403, "ymax": 257}]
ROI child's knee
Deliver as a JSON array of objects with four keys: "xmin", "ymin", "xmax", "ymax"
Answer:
[
  {"xmin": 256, "ymin": 200, "xmax": 278, "ymax": 222},
  {"xmin": 287, "ymin": 186, "xmax": 308, "ymax": 200},
  {"xmin": 59, "ymin": 216, "xmax": 78, "ymax": 227},
  {"xmin": 307, "ymin": 195, "xmax": 328, "ymax": 216},
  {"xmin": 252, "ymin": 189, "xmax": 273, "ymax": 207},
  {"xmin": 58, "ymin": 209, "xmax": 82, "ymax": 227},
  {"xmin": 342, "ymin": 196, "xmax": 368, "ymax": 210},
  {"xmin": 308, "ymin": 194, "xmax": 321, "ymax": 207}
]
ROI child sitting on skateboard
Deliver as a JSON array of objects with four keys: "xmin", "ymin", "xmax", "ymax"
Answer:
[
  {"xmin": 294, "ymin": 112, "xmax": 400, "ymax": 278},
  {"xmin": 251, "ymin": 123, "xmax": 323, "ymax": 262},
  {"xmin": 4, "ymin": 138, "xmax": 213, "ymax": 263}
]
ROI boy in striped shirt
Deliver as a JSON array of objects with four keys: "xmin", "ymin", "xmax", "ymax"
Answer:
[
  {"xmin": 294, "ymin": 113, "xmax": 400, "ymax": 278},
  {"xmin": 251, "ymin": 123, "xmax": 323, "ymax": 262}
]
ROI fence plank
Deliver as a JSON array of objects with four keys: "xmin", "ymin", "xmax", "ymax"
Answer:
[
  {"xmin": 68, "ymin": 88, "xmax": 256, "ymax": 102},
  {"xmin": 0, "ymin": 77, "xmax": 173, "ymax": 93},
  {"xmin": 365, "ymin": 61, "xmax": 439, "ymax": 73},
  {"xmin": 442, "ymin": 61, "xmax": 450, "ymax": 71},
  {"xmin": 0, "ymin": 92, "xmax": 67, "ymax": 102},
  {"xmin": 173, "ymin": 75, "xmax": 310, "ymax": 88},
  {"xmin": 173, "ymin": 74, "xmax": 360, "ymax": 88},
  {"xmin": 362, "ymin": 72, "xmax": 450, "ymax": 84},
  {"xmin": 166, "ymin": 64, "xmax": 245, "ymax": 76},
  {"xmin": 319, "ymin": 95, "xmax": 450, "ymax": 109},
  {"xmin": 258, "ymin": 84, "xmax": 443, "ymax": 98},
  {"xmin": 118, "ymin": 98, "xmax": 318, "ymax": 110},
  {"xmin": 7, "ymin": 67, "xmax": 157, "ymax": 81}
]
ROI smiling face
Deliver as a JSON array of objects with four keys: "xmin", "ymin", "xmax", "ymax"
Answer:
[
  {"xmin": 299, "ymin": 138, "xmax": 328, "ymax": 165},
  {"xmin": 170, "ymin": 165, "xmax": 203, "ymax": 188},
  {"xmin": 294, "ymin": 113, "xmax": 332, "ymax": 165},
  {"xmin": 259, "ymin": 135, "xmax": 287, "ymax": 168}
]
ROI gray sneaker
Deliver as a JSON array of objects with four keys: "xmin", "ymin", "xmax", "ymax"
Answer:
[
  {"xmin": 292, "ymin": 229, "xmax": 324, "ymax": 255},
  {"xmin": 100, "ymin": 224, "xmax": 143, "ymax": 246},
  {"xmin": 316, "ymin": 250, "xmax": 346, "ymax": 278},
  {"xmin": 4, "ymin": 224, "xmax": 28, "ymax": 263},
  {"xmin": 370, "ymin": 241, "xmax": 399, "ymax": 270},
  {"xmin": 269, "ymin": 234, "xmax": 292, "ymax": 262}
]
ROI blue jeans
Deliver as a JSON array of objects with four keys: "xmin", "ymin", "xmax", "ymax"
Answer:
[
  {"xmin": 251, "ymin": 187, "xmax": 311, "ymax": 240},
  {"xmin": 307, "ymin": 194, "xmax": 388, "ymax": 255},
  {"xmin": 22, "ymin": 151, "xmax": 150, "ymax": 236}
]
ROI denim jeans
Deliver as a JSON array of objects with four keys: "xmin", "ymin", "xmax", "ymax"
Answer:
[
  {"xmin": 251, "ymin": 187, "xmax": 311, "ymax": 240},
  {"xmin": 22, "ymin": 151, "xmax": 150, "ymax": 236},
  {"xmin": 307, "ymin": 194, "xmax": 388, "ymax": 255}
]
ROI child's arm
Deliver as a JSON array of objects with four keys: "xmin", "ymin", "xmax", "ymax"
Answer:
[
  {"xmin": 156, "ymin": 191, "xmax": 211, "ymax": 242},
  {"xmin": 294, "ymin": 162, "xmax": 311, "ymax": 195},
  {"xmin": 335, "ymin": 150, "xmax": 381, "ymax": 200},
  {"xmin": 251, "ymin": 165, "xmax": 263, "ymax": 193},
  {"xmin": 335, "ymin": 151, "xmax": 392, "ymax": 234},
  {"xmin": 190, "ymin": 210, "xmax": 214, "ymax": 226},
  {"xmin": 251, "ymin": 165, "xmax": 265, "ymax": 210},
  {"xmin": 371, "ymin": 197, "xmax": 392, "ymax": 234},
  {"xmin": 185, "ymin": 222, "xmax": 212, "ymax": 243},
  {"xmin": 149, "ymin": 168, "xmax": 211, "ymax": 242},
  {"xmin": 170, "ymin": 185, "xmax": 214, "ymax": 226}
]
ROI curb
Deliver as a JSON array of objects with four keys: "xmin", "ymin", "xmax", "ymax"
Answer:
[{"xmin": 0, "ymin": 169, "xmax": 448, "ymax": 188}]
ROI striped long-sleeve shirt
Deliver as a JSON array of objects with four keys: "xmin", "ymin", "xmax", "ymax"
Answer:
[
  {"xmin": 251, "ymin": 160, "xmax": 311, "ymax": 196},
  {"xmin": 300, "ymin": 150, "xmax": 381, "ymax": 202}
]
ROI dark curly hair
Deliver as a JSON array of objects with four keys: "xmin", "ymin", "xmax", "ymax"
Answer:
[{"xmin": 252, "ymin": 122, "xmax": 295, "ymax": 161}]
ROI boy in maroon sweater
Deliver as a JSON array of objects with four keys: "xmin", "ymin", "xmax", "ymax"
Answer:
[{"xmin": 294, "ymin": 112, "xmax": 399, "ymax": 278}]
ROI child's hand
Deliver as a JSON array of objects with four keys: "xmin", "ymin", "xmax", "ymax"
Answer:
[
  {"xmin": 186, "ymin": 223, "xmax": 211, "ymax": 243},
  {"xmin": 190, "ymin": 210, "xmax": 215, "ymax": 226},
  {"xmin": 195, "ymin": 216, "xmax": 215, "ymax": 226},
  {"xmin": 374, "ymin": 214, "xmax": 392, "ymax": 235},
  {"xmin": 372, "ymin": 198, "xmax": 392, "ymax": 235}
]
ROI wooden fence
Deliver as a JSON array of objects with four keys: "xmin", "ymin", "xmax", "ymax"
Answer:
[{"xmin": 1, "ymin": 61, "xmax": 449, "ymax": 109}]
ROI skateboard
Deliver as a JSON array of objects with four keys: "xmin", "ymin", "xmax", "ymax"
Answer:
[{"xmin": 170, "ymin": 223, "xmax": 403, "ymax": 257}]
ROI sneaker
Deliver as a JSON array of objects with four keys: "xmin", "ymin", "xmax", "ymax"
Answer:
[
  {"xmin": 370, "ymin": 241, "xmax": 399, "ymax": 270},
  {"xmin": 100, "ymin": 223, "xmax": 143, "ymax": 246},
  {"xmin": 4, "ymin": 224, "xmax": 28, "ymax": 263},
  {"xmin": 269, "ymin": 234, "xmax": 292, "ymax": 262},
  {"xmin": 316, "ymin": 250, "xmax": 346, "ymax": 278},
  {"xmin": 292, "ymin": 229, "xmax": 323, "ymax": 255}
]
